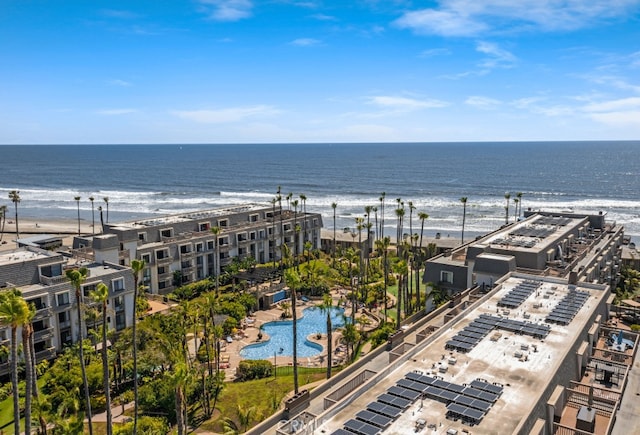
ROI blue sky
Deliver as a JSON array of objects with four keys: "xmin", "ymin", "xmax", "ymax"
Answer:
[{"xmin": 1, "ymin": 0, "xmax": 639, "ymax": 144}]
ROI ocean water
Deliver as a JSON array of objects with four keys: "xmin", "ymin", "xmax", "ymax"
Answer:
[{"xmin": 1, "ymin": 142, "xmax": 640, "ymax": 238}]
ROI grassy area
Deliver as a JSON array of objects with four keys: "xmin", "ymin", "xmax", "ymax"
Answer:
[
  {"xmin": 0, "ymin": 393, "xmax": 22, "ymax": 435},
  {"xmin": 198, "ymin": 366, "xmax": 329, "ymax": 433}
]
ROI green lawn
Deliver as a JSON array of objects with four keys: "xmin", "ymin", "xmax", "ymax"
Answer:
[
  {"xmin": 0, "ymin": 393, "xmax": 21, "ymax": 435},
  {"xmin": 198, "ymin": 366, "xmax": 329, "ymax": 433}
]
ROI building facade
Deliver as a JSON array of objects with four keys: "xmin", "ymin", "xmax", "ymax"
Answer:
[
  {"xmin": 101, "ymin": 204, "xmax": 323, "ymax": 294},
  {"xmin": 0, "ymin": 244, "xmax": 135, "ymax": 378}
]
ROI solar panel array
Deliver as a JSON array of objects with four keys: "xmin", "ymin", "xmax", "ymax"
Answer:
[
  {"xmin": 331, "ymin": 370, "xmax": 506, "ymax": 434},
  {"xmin": 497, "ymin": 280, "xmax": 541, "ymax": 308},
  {"xmin": 537, "ymin": 216, "xmax": 573, "ymax": 226},
  {"xmin": 545, "ymin": 288, "xmax": 589, "ymax": 325},
  {"xmin": 491, "ymin": 237, "xmax": 539, "ymax": 248},
  {"xmin": 508, "ymin": 226, "xmax": 555, "ymax": 239},
  {"xmin": 446, "ymin": 314, "xmax": 550, "ymax": 353}
]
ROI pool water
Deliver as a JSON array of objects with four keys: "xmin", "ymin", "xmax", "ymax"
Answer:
[{"xmin": 240, "ymin": 306, "xmax": 347, "ymax": 359}]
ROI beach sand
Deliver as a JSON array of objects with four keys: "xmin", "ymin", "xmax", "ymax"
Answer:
[{"xmin": 0, "ymin": 217, "xmax": 99, "ymax": 251}]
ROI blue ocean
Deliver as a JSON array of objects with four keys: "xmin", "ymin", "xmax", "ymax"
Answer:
[{"xmin": 2, "ymin": 142, "xmax": 640, "ymax": 238}]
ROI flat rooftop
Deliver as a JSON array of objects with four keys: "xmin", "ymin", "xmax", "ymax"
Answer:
[
  {"xmin": 0, "ymin": 248, "xmax": 56, "ymax": 266},
  {"xmin": 477, "ymin": 214, "xmax": 586, "ymax": 253},
  {"xmin": 110, "ymin": 203, "xmax": 268, "ymax": 230},
  {"xmin": 318, "ymin": 275, "xmax": 608, "ymax": 435}
]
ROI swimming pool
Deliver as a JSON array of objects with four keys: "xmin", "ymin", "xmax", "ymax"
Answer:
[{"xmin": 240, "ymin": 306, "xmax": 347, "ymax": 359}]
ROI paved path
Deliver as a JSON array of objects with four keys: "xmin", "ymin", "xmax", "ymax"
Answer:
[
  {"xmin": 610, "ymin": 348, "xmax": 640, "ymax": 435},
  {"xmin": 91, "ymin": 401, "xmax": 135, "ymax": 424}
]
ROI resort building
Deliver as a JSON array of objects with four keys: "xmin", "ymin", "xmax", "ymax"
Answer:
[
  {"xmin": 98, "ymin": 204, "xmax": 323, "ymax": 294},
  {"xmin": 424, "ymin": 210, "xmax": 623, "ymax": 295},
  {"xmin": 264, "ymin": 211, "xmax": 635, "ymax": 435},
  {"xmin": 0, "ymin": 240, "xmax": 135, "ymax": 378}
]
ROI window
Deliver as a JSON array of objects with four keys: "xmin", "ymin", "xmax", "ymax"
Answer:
[
  {"xmin": 196, "ymin": 242, "xmax": 204, "ymax": 252},
  {"xmin": 141, "ymin": 253, "xmax": 151, "ymax": 263},
  {"xmin": 284, "ymin": 223, "xmax": 291, "ymax": 231},
  {"xmin": 219, "ymin": 236, "xmax": 229, "ymax": 246},
  {"xmin": 181, "ymin": 260, "xmax": 192, "ymax": 269},
  {"xmin": 249, "ymin": 214, "xmax": 258, "ymax": 222},
  {"xmin": 207, "ymin": 240, "xmax": 214, "ymax": 250},
  {"xmin": 60, "ymin": 329, "xmax": 72, "ymax": 346},
  {"xmin": 237, "ymin": 233, "xmax": 247, "ymax": 242},
  {"xmin": 82, "ymin": 283, "xmax": 96, "ymax": 298},
  {"xmin": 156, "ymin": 249, "xmax": 170, "ymax": 260},
  {"xmin": 158, "ymin": 266, "xmax": 166, "ymax": 275},
  {"xmin": 218, "ymin": 219, "xmax": 228, "ymax": 228},
  {"xmin": 114, "ymin": 295, "xmax": 124, "ymax": 309},
  {"xmin": 259, "ymin": 230, "xmax": 265, "ymax": 239},
  {"xmin": 116, "ymin": 312, "xmax": 126, "ymax": 331},
  {"xmin": 56, "ymin": 292, "xmax": 70, "ymax": 307},
  {"xmin": 160, "ymin": 228, "xmax": 173, "ymax": 238},
  {"xmin": 199, "ymin": 222, "xmax": 210, "ymax": 232},
  {"xmin": 440, "ymin": 271, "xmax": 454, "ymax": 284},
  {"xmin": 58, "ymin": 311, "xmax": 69, "ymax": 324},
  {"xmin": 250, "ymin": 231, "xmax": 256, "ymax": 240},
  {"xmin": 40, "ymin": 263, "xmax": 63, "ymax": 277},
  {"xmin": 159, "ymin": 281, "xmax": 167, "ymax": 290},
  {"xmin": 112, "ymin": 278, "xmax": 125, "ymax": 292},
  {"xmin": 138, "ymin": 232, "xmax": 147, "ymax": 242},
  {"xmin": 179, "ymin": 244, "xmax": 191, "ymax": 254},
  {"xmin": 268, "ymin": 227, "xmax": 273, "ymax": 236}
]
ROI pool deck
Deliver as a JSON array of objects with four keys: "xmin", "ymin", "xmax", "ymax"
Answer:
[{"xmin": 202, "ymin": 288, "xmax": 381, "ymax": 380}]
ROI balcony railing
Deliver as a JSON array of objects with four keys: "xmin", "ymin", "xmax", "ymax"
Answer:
[
  {"xmin": 33, "ymin": 307, "xmax": 53, "ymax": 320},
  {"xmin": 39, "ymin": 275, "xmax": 68, "ymax": 285},
  {"xmin": 35, "ymin": 346, "xmax": 56, "ymax": 361},
  {"xmin": 34, "ymin": 327, "xmax": 54, "ymax": 341},
  {"xmin": 156, "ymin": 256, "xmax": 173, "ymax": 265}
]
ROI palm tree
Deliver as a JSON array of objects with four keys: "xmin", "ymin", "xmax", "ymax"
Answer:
[
  {"xmin": 331, "ymin": 202, "xmax": 337, "ymax": 267},
  {"xmin": 210, "ymin": 227, "xmax": 222, "ymax": 296},
  {"xmin": 130, "ymin": 259, "xmax": 145, "ymax": 434},
  {"xmin": 375, "ymin": 236, "xmax": 391, "ymax": 321},
  {"xmin": 8, "ymin": 190, "xmax": 20, "ymax": 240},
  {"xmin": 418, "ymin": 212, "xmax": 429, "ymax": 250},
  {"xmin": 65, "ymin": 267, "xmax": 93, "ymax": 435},
  {"xmin": 284, "ymin": 268, "xmax": 301, "ymax": 394},
  {"xmin": 513, "ymin": 198, "xmax": 519, "ymax": 222},
  {"xmin": 0, "ymin": 204, "xmax": 7, "ymax": 243},
  {"xmin": 292, "ymin": 199, "xmax": 299, "ymax": 269},
  {"xmin": 89, "ymin": 196, "xmax": 95, "ymax": 235},
  {"xmin": 103, "ymin": 196, "xmax": 109, "ymax": 223},
  {"xmin": 271, "ymin": 197, "xmax": 277, "ymax": 268},
  {"xmin": 319, "ymin": 293, "xmax": 334, "ymax": 379},
  {"xmin": 98, "ymin": 205, "xmax": 105, "ymax": 233},
  {"xmin": 74, "ymin": 196, "xmax": 81, "ymax": 235},
  {"xmin": 0, "ymin": 288, "xmax": 28, "ymax": 435},
  {"xmin": 504, "ymin": 192, "xmax": 511, "ymax": 225},
  {"xmin": 516, "ymin": 192, "xmax": 523, "ymax": 219},
  {"xmin": 299, "ymin": 194, "xmax": 307, "ymax": 244},
  {"xmin": 460, "ymin": 197, "xmax": 468, "ymax": 244},
  {"xmin": 90, "ymin": 283, "xmax": 112, "ymax": 434},
  {"xmin": 394, "ymin": 260, "xmax": 408, "ymax": 329},
  {"xmin": 379, "ymin": 192, "xmax": 386, "ymax": 240},
  {"xmin": 372, "ymin": 206, "xmax": 378, "ymax": 241},
  {"xmin": 395, "ymin": 204, "xmax": 405, "ymax": 256},
  {"xmin": 21, "ymin": 302, "xmax": 35, "ymax": 435}
]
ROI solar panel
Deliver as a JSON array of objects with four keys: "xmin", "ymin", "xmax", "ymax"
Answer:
[
  {"xmin": 366, "ymin": 401, "xmax": 401, "ymax": 419},
  {"xmin": 377, "ymin": 393, "xmax": 411, "ymax": 409},
  {"xmin": 388, "ymin": 385, "xmax": 420, "ymax": 401},
  {"xmin": 356, "ymin": 410, "xmax": 393, "ymax": 429},
  {"xmin": 331, "ymin": 429, "xmax": 353, "ymax": 435},
  {"xmin": 344, "ymin": 418, "xmax": 381, "ymax": 435}
]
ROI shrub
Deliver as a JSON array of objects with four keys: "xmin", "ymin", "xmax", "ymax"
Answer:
[
  {"xmin": 236, "ymin": 359, "xmax": 273, "ymax": 381},
  {"xmin": 115, "ymin": 416, "xmax": 169, "ymax": 435}
]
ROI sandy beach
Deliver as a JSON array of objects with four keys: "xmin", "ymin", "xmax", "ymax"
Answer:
[{"xmin": 0, "ymin": 216, "xmax": 99, "ymax": 251}]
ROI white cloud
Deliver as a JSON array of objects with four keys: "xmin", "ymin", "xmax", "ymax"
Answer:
[
  {"xmin": 290, "ymin": 38, "xmax": 322, "ymax": 47},
  {"xmin": 582, "ymin": 97, "xmax": 640, "ymax": 113},
  {"xmin": 394, "ymin": 9, "xmax": 486, "ymax": 37},
  {"xmin": 197, "ymin": 0, "xmax": 253, "ymax": 22},
  {"xmin": 587, "ymin": 110, "xmax": 640, "ymax": 126},
  {"xmin": 97, "ymin": 109, "xmax": 138, "ymax": 115},
  {"xmin": 108, "ymin": 79, "xmax": 133, "ymax": 87},
  {"xmin": 393, "ymin": 0, "xmax": 640, "ymax": 37},
  {"xmin": 368, "ymin": 95, "xmax": 448, "ymax": 111},
  {"xmin": 172, "ymin": 105, "xmax": 280, "ymax": 123},
  {"xmin": 311, "ymin": 13, "xmax": 338, "ymax": 21},
  {"xmin": 476, "ymin": 41, "xmax": 516, "ymax": 69},
  {"xmin": 419, "ymin": 48, "xmax": 451, "ymax": 58},
  {"xmin": 465, "ymin": 96, "xmax": 501, "ymax": 108}
]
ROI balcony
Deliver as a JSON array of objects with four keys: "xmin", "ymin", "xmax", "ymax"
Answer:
[
  {"xmin": 118, "ymin": 250, "xmax": 130, "ymax": 259},
  {"xmin": 33, "ymin": 306, "xmax": 53, "ymax": 320},
  {"xmin": 34, "ymin": 327, "xmax": 54, "ymax": 341},
  {"xmin": 156, "ymin": 255, "xmax": 173, "ymax": 266},
  {"xmin": 180, "ymin": 250, "xmax": 195, "ymax": 259},
  {"xmin": 39, "ymin": 275, "xmax": 68, "ymax": 286},
  {"xmin": 35, "ymin": 346, "xmax": 56, "ymax": 361}
]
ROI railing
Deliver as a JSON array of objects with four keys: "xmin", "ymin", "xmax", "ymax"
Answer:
[
  {"xmin": 34, "ymin": 327, "xmax": 54, "ymax": 341},
  {"xmin": 39, "ymin": 275, "xmax": 69, "ymax": 285},
  {"xmin": 33, "ymin": 307, "xmax": 53, "ymax": 320},
  {"xmin": 156, "ymin": 256, "xmax": 173, "ymax": 265},
  {"xmin": 35, "ymin": 346, "xmax": 56, "ymax": 361},
  {"xmin": 118, "ymin": 250, "xmax": 130, "ymax": 259}
]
